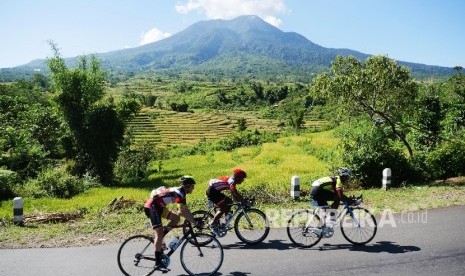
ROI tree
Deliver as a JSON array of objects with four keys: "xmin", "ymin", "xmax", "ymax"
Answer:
[
  {"xmin": 47, "ymin": 42, "xmax": 125, "ymax": 184},
  {"xmin": 0, "ymin": 83, "xmax": 64, "ymax": 180},
  {"xmin": 117, "ymin": 92, "xmax": 142, "ymax": 121},
  {"xmin": 310, "ymin": 55, "xmax": 418, "ymax": 157},
  {"xmin": 250, "ymin": 81, "xmax": 264, "ymax": 100},
  {"xmin": 236, "ymin": 118, "xmax": 247, "ymax": 132},
  {"xmin": 287, "ymin": 108, "xmax": 305, "ymax": 131},
  {"xmin": 442, "ymin": 70, "xmax": 465, "ymax": 136},
  {"xmin": 409, "ymin": 86, "xmax": 443, "ymax": 152}
]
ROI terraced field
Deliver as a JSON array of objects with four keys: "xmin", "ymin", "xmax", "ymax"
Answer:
[{"xmin": 127, "ymin": 108, "xmax": 329, "ymax": 147}]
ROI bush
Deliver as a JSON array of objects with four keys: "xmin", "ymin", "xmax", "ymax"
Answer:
[
  {"xmin": 211, "ymin": 129, "xmax": 278, "ymax": 151},
  {"xmin": 336, "ymin": 120, "xmax": 411, "ymax": 188},
  {"xmin": 21, "ymin": 167, "xmax": 99, "ymax": 198},
  {"xmin": 114, "ymin": 142, "xmax": 162, "ymax": 184},
  {"xmin": 426, "ymin": 139, "xmax": 465, "ymax": 180},
  {"xmin": 0, "ymin": 169, "xmax": 20, "ymax": 200}
]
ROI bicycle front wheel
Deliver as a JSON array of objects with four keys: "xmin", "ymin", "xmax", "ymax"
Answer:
[
  {"xmin": 234, "ymin": 208, "xmax": 270, "ymax": 244},
  {"xmin": 183, "ymin": 210, "xmax": 213, "ymax": 236},
  {"xmin": 287, "ymin": 209, "xmax": 322, "ymax": 248},
  {"xmin": 117, "ymin": 235, "xmax": 156, "ymax": 276},
  {"xmin": 180, "ymin": 233, "xmax": 224, "ymax": 276},
  {"xmin": 340, "ymin": 207, "xmax": 377, "ymax": 245}
]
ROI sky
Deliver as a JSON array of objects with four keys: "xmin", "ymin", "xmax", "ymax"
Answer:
[{"xmin": 1, "ymin": 0, "xmax": 464, "ymax": 69}]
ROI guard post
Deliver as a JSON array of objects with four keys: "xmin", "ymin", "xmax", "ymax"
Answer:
[
  {"xmin": 13, "ymin": 197, "xmax": 24, "ymax": 226},
  {"xmin": 291, "ymin": 175, "xmax": 300, "ymax": 200},
  {"xmin": 382, "ymin": 168, "xmax": 391, "ymax": 191}
]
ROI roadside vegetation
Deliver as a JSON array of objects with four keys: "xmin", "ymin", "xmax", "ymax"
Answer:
[{"xmin": 1, "ymin": 46, "xmax": 465, "ymax": 248}]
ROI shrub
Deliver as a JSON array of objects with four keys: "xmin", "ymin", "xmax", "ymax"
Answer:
[
  {"xmin": 336, "ymin": 119, "xmax": 411, "ymax": 188},
  {"xmin": 0, "ymin": 169, "xmax": 20, "ymax": 200},
  {"xmin": 114, "ymin": 141, "xmax": 164, "ymax": 184},
  {"xmin": 425, "ymin": 139, "xmax": 465, "ymax": 180},
  {"xmin": 210, "ymin": 129, "xmax": 277, "ymax": 151},
  {"xmin": 21, "ymin": 166, "xmax": 99, "ymax": 198}
]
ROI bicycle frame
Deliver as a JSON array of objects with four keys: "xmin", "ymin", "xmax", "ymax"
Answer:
[
  {"xmin": 208, "ymin": 200, "xmax": 251, "ymax": 228},
  {"xmin": 142, "ymin": 222, "xmax": 204, "ymax": 261},
  {"xmin": 306, "ymin": 202, "xmax": 357, "ymax": 229}
]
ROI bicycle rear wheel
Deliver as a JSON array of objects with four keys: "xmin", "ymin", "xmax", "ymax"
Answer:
[
  {"xmin": 340, "ymin": 207, "xmax": 377, "ymax": 245},
  {"xmin": 180, "ymin": 233, "xmax": 224, "ymax": 276},
  {"xmin": 234, "ymin": 208, "xmax": 270, "ymax": 244},
  {"xmin": 287, "ymin": 209, "xmax": 322, "ymax": 248},
  {"xmin": 117, "ymin": 235, "xmax": 156, "ymax": 276}
]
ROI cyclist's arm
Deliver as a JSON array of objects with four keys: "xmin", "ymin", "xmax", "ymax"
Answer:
[
  {"xmin": 336, "ymin": 188, "xmax": 350, "ymax": 203},
  {"xmin": 178, "ymin": 204, "xmax": 196, "ymax": 224},
  {"xmin": 230, "ymin": 186, "xmax": 244, "ymax": 203}
]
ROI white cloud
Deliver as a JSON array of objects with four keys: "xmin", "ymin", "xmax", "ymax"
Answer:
[
  {"xmin": 264, "ymin": 16, "xmax": 282, "ymax": 27},
  {"xmin": 175, "ymin": 0, "xmax": 289, "ymax": 27},
  {"xmin": 140, "ymin": 28, "xmax": 172, "ymax": 45}
]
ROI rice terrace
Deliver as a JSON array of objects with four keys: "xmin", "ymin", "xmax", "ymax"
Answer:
[{"xmin": 128, "ymin": 108, "xmax": 329, "ymax": 147}]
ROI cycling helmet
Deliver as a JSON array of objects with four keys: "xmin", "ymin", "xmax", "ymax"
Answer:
[
  {"xmin": 179, "ymin": 175, "xmax": 196, "ymax": 186},
  {"xmin": 338, "ymin": 167, "xmax": 352, "ymax": 177},
  {"xmin": 233, "ymin": 168, "xmax": 247, "ymax": 179}
]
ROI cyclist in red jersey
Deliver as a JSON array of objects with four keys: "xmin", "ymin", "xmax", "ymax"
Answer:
[
  {"xmin": 206, "ymin": 168, "xmax": 247, "ymax": 231},
  {"xmin": 144, "ymin": 175, "xmax": 198, "ymax": 269}
]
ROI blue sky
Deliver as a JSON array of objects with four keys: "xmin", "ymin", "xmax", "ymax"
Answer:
[{"xmin": 1, "ymin": 0, "xmax": 464, "ymax": 68}]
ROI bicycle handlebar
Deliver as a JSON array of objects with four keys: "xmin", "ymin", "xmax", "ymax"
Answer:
[
  {"xmin": 344, "ymin": 194, "xmax": 363, "ymax": 207},
  {"xmin": 228, "ymin": 197, "xmax": 255, "ymax": 208}
]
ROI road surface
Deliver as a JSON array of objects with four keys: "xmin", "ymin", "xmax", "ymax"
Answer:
[{"xmin": 1, "ymin": 205, "xmax": 464, "ymax": 275}]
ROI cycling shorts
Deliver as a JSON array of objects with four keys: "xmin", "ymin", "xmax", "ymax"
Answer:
[
  {"xmin": 144, "ymin": 206, "xmax": 170, "ymax": 229},
  {"xmin": 206, "ymin": 186, "xmax": 231, "ymax": 206}
]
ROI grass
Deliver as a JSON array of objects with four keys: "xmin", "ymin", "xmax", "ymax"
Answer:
[{"xmin": 1, "ymin": 130, "xmax": 465, "ymax": 249}]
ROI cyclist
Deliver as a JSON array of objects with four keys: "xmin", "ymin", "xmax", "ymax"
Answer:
[
  {"xmin": 206, "ymin": 168, "xmax": 247, "ymax": 234},
  {"xmin": 144, "ymin": 175, "xmax": 199, "ymax": 269},
  {"xmin": 310, "ymin": 167, "xmax": 352, "ymax": 225}
]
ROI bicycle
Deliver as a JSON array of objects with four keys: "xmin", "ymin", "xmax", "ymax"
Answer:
[
  {"xmin": 188, "ymin": 197, "xmax": 270, "ymax": 244},
  {"xmin": 117, "ymin": 221, "xmax": 223, "ymax": 276},
  {"xmin": 287, "ymin": 195, "xmax": 377, "ymax": 248}
]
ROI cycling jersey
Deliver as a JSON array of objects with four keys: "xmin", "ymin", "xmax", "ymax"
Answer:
[
  {"xmin": 208, "ymin": 176, "xmax": 237, "ymax": 192},
  {"xmin": 144, "ymin": 186, "xmax": 187, "ymax": 209},
  {"xmin": 311, "ymin": 176, "xmax": 343, "ymax": 191}
]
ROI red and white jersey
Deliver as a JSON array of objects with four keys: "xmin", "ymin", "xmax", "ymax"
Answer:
[
  {"xmin": 208, "ymin": 176, "xmax": 237, "ymax": 192},
  {"xmin": 144, "ymin": 186, "xmax": 187, "ymax": 208}
]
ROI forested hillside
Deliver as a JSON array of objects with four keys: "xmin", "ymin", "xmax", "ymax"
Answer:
[{"xmin": 0, "ymin": 15, "xmax": 455, "ymax": 83}]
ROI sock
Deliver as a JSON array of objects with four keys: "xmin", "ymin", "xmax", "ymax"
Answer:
[{"xmin": 155, "ymin": 251, "xmax": 162, "ymax": 265}]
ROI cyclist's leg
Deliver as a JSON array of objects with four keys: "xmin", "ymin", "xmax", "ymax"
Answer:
[
  {"xmin": 164, "ymin": 209, "xmax": 180, "ymax": 229},
  {"xmin": 206, "ymin": 187, "xmax": 230, "ymax": 225},
  {"xmin": 145, "ymin": 206, "xmax": 165, "ymax": 267},
  {"xmin": 311, "ymin": 188, "xmax": 336, "ymax": 223},
  {"xmin": 212, "ymin": 196, "xmax": 232, "ymax": 225}
]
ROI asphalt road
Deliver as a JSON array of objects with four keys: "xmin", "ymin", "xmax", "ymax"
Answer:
[{"xmin": 1, "ymin": 205, "xmax": 464, "ymax": 276}]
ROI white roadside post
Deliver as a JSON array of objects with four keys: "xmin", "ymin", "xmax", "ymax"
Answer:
[
  {"xmin": 13, "ymin": 197, "xmax": 24, "ymax": 226},
  {"xmin": 382, "ymin": 168, "xmax": 392, "ymax": 190},
  {"xmin": 291, "ymin": 175, "xmax": 300, "ymax": 200}
]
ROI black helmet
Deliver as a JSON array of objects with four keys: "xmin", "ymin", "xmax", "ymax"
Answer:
[
  {"xmin": 338, "ymin": 167, "xmax": 352, "ymax": 178},
  {"xmin": 180, "ymin": 175, "xmax": 196, "ymax": 186}
]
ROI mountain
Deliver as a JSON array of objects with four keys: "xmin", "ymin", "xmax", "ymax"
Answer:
[{"xmin": 0, "ymin": 15, "xmax": 455, "ymax": 81}]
